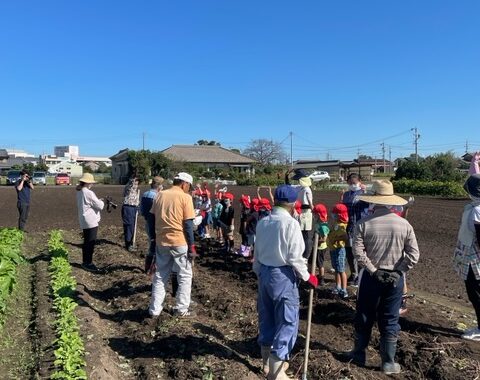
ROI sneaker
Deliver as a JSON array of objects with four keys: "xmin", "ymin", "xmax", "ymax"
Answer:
[
  {"xmin": 347, "ymin": 275, "xmax": 358, "ymax": 286},
  {"xmin": 242, "ymin": 247, "xmax": 251, "ymax": 257},
  {"xmin": 331, "ymin": 287, "xmax": 340, "ymax": 295},
  {"xmin": 127, "ymin": 245, "xmax": 137, "ymax": 252},
  {"xmin": 204, "ymin": 233, "xmax": 211, "ymax": 239},
  {"xmin": 461, "ymin": 327, "xmax": 480, "ymax": 341},
  {"xmin": 82, "ymin": 263, "xmax": 100, "ymax": 272},
  {"xmin": 318, "ymin": 276, "xmax": 326, "ymax": 286},
  {"xmin": 173, "ymin": 309, "xmax": 197, "ymax": 318},
  {"xmin": 340, "ymin": 289, "xmax": 349, "ymax": 299}
]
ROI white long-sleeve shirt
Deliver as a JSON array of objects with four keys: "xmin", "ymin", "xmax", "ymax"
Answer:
[
  {"xmin": 76, "ymin": 187, "xmax": 104, "ymax": 229},
  {"xmin": 253, "ymin": 206, "xmax": 309, "ymax": 281}
]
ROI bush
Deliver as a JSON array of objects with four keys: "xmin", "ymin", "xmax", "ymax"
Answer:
[{"xmin": 392, "ymin": 179, "xmax": 466, "ymax": 197}]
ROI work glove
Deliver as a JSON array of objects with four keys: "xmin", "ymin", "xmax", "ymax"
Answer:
[
  {"xmin": 144, "ymin": 254, "xmax": 155, "ymax": 274},
  {"xmin": 188, "ymin": 244, "xmax": 199, "ymax": 259},
  {"xmin": 230, "ymin": 225, "xmax": 234, "ymax": 231},
  {"xmin": 307, "ymin": 274, "xmax": 318, "ymax": 289},
  {"xmin": 373, "ymin": 269, "xmax": 402, "ymax": 285}
]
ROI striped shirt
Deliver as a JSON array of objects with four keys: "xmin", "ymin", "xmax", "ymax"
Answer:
[{"xmin": 353, "ymin": 207, "xmax": 420, "ymax": 274}]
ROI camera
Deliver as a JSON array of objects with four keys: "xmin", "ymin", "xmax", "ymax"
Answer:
[{"xmin": 105, "ymin": 196, "xmax": 118, "ymax": 213}]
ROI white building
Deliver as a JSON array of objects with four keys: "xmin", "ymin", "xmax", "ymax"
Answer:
[
  {"xmin": 54, "ymin": 145, "xmax": 79, "ymax": 160},
  {"xmin": 6, "ymin": 149, "xmax": 35, "ymax": 159}
]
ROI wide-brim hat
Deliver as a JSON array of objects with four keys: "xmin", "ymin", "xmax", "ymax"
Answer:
[
  {"xmin": 357, "ymin": 180, "xmax": 407, "ymax": 206},
  {"xmin": 78, "ymin": 173, "xmax": 97, "ymax": 184},
  {"xmin": 292, "ymin": 169, "xmax": 308, "ymax": 180}
]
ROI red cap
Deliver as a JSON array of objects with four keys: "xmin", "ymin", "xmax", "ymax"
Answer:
[
  {"xmin": 240, "ymin": 195, "xmax": 251, "ymax": 208},
  {"xmin": 260, "ymin": 198, "xmax": 272, "ymax": 211},
  {"xmin": 313, "ymin": 203, "xmax": 328, "ymax": 222},
  {"xmin": 224, "ymin": 192, "xmax": 234, "ymax": 201},
  {"xmin": 332, "ymin": 203, "xmax": 348, "ymax": 223}
]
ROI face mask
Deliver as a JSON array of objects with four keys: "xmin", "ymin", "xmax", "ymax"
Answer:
[
  {"xmin": 349, "ymin": 184, "xmax": 361, "ymax": 191},
  {"xmin": 224, "ymin": 200, "xmax": 231, "ymax": 206}
]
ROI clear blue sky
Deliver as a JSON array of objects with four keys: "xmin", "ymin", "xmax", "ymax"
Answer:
[{"xmin": 1, "ymin": 1, "xmax": 479, "ymax": 161}]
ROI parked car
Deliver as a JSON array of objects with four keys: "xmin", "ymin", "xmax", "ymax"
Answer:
[
  {"xmin": 309, "ymin": 170, "xmax": 331, "ymax": 181},
  {"xmin": 32, "ymin": 171, "xmax": 47, "ymax": 186},
  {"xmin": 6, "ymin": 170, "xmax": 22, "ymax": 185},
  {"xmin": 55, "ymin": 173, "xmax": 71, "ymax": 186}
]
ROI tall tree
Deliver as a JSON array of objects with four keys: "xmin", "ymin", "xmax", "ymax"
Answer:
[
  {"xmin": 243, "ymin": 139, "xmax": 287, "ymax": 165},
  {"xmin": 196, "ymin": 140, "xmax": 221, "ymax": 146}
]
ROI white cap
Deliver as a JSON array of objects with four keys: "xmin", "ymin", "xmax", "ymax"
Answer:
[{"xmin": 174, "ymin": 172, "xmax": 193, "ymax": 184}]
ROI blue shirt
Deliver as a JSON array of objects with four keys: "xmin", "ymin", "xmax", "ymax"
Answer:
[
  {"xmin": 342, "ymin": 189, "xmax": 368, "ymax": 236},
  {"xmin": 141, "ymin": 189, "xmax": 158, "ymax": 217},
  {"xmin": 16, "ymin": 179, "xmax": 31, "ymax": 204}
]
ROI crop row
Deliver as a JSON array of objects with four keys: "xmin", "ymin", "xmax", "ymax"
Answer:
[
  {"xmin": 48, "ymin": 230, "xmax": 87, "ymax": 380},
  {"xmin": 0, "ymin": 228, "xmax": 24, "ymax": 328}
]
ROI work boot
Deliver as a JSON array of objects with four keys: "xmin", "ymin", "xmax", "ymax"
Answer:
[
  {"xmin": 267, "ymin": 354, "xmax": 291, "ymax": 380},
  {"xmin": 380, "ymin": 337, "xmax": 401, "ymax": 375},
  {"xmin": 260, "ymin": 346, "xmax": 271, "ymax": 376},
  {"xmin": 345, "ymin": 332, "xmax": 370, "ymax": 366}
]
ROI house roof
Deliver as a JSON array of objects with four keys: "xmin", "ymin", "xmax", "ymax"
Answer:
[
  {"xmin": 110, "ymin": 148, "xmax": 130, "ymax": 161},
  {"xmin": 0, "ymin": 149, "xmax": 8, "ymax": 160},
  {"xmin": 162, "ymin": 145, "xmax": 256, "ymax": 164}
]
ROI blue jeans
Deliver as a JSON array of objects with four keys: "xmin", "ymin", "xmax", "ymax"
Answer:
[
  {"xmin": 355, "ymin": 269, "xmax": 404, "ymax": 340},
  {"xmin": 257, "ymin": 264, "xmax": 299, "ymax": 361},
  {"xmin": 122, "ymin": 205, "xmax": 137, "ymax": 246}
]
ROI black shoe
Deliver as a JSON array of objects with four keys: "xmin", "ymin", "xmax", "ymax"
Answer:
[{"xmin": 82, "ymin": 263, "xmax": 100, "ymax": 272}]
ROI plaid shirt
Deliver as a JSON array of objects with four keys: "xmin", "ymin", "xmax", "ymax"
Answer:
[
  {"xmin": 123, "ymin": 179, "xmax": 139, "ymax": 206},
  {"xmin": 353, "ymin": 207, "xmax": 420, "ymax": 274}
]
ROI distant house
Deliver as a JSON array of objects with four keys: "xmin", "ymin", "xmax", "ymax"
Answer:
[
  {"xmin": 294, "ymin": 159, "xmax": 376, "ymax": 181},
  {"xmin": 162, "ymin": 145, "xmax": 256, "ymax": 172},
  {"xmin": 110, "ymin": 149, "xmax": 130, "ymax": 185},
  {"xmin": 0, "ymin": 156, "xmax": 38, "ymax": 174},
  {"xmin": 0, "ymin": 149, "xmax": 8, "ymax": 162}
]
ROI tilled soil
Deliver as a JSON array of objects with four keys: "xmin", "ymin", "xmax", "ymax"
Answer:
[{"xmin": 0, "ymin": 185, "xmax": 479, "ymax": 379}]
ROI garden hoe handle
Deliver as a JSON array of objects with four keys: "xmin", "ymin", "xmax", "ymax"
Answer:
[
  {"xmin": 302, "ymin": 232, "xmax": 319, "ymax": 380},
  {"xmin": 132, "ymin": 190, "xmax": 140, "ymax": 247}
]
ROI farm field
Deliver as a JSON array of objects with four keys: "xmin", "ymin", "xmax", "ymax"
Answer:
[{"xmin": 0, "ymin": 185, "xmax": 479, "ymax": 379}]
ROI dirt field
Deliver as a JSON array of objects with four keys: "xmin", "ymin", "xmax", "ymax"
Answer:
[{"xmin": 0, "ymin": 185, "xmax": 479, "ymax": 379}]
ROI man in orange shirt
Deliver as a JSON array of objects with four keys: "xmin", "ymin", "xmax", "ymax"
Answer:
[{"xmin": 148, "ymin": 172, "xmax": 197, "ymax": 317}]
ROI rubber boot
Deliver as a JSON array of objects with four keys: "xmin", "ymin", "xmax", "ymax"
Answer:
[
  {"xmin": 380, "ymin": 337, "xmax": 401, "ymax": 375},
  {"xmin": 346, "ymin": 332, "xmax": 369, "ymax": 366},
  {"xmin": 267, "ymin": 354, "xmax": 291, "ymax": 380},
  {"xmin": 260, "ymin": 346, "xmax": 270, "ymax": 376}
]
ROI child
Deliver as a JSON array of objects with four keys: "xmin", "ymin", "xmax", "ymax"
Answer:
[
  {"xmin": 313, "ymin": 203, "xmax": 330, "ymax": 286},
  {"xmin": 199, "ymin": 193, "xmax": 212, "ymax": 239},
  {"xmin": 219, "ymin": 192, "xmax": 235, "ymax": 254},
  {"xmin": 328, "ymin": 203, "xmax": 349, "ymax": 298},
  {"xmin": 245, "ymin": 198, "xmax": 260, "ymax": 260},
  {"xmin": 238, "ymin": 195, "xmax": 251, "ymax": 256},
  {"xmin": 212, "ymin": 195, "xmax": 224, "ymax": 243}
]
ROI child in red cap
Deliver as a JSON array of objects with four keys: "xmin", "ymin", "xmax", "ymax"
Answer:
[
  {"xmin": 313, "ymin": 203, "xmax": 330, "ymax": 286},
  {"xmin": 238, "ymin": 195, "xmax": 251, "ymax": 256},
  {"xmin": 219, "ymin": 192, "xmax": 235, "ymax": 254},
  {"xmin": 328, "ymin": 203, "xmax": 349, "ymax": 298}
]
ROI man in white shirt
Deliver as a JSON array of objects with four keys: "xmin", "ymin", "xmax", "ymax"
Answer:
[{"xmin": 253, "ymin": 184, "xmax": 318, "ymax": 380}]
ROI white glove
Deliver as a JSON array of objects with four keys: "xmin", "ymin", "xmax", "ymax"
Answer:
[{"xmin": 230, "ymin": 225, "xmax": 234, "ymax": 231}]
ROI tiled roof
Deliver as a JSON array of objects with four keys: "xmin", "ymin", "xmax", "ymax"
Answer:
[{"xmin": 162, "ymin": 145, "xmax": 256, "ymax": 164}]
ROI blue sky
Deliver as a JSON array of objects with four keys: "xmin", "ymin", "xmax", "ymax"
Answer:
[{"xmin": 1, "ymin": 1, "xmax": 479, "ymax": 161}]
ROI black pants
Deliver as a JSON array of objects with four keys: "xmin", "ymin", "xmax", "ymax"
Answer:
[
  {"xmin": 345, "ymin": 246, "xmax": 358, "ymax": 278},
  {"xmin": 82, "ymin": 227, "xmax": 98, "ymax": 265},
  {"xmin": 17, "ymin": 201, "xmax": 30, "ymax": 231},
  {"xmin": 302, "ymin": 229, "xmax": 314, "ymax": 259},
  {"xmin": 122, "ymin": 205, "xmax": 137, "ymax": 247},
  {"xmin": 465, "ymin": 266, "xmax": 480, "ymax": 329}
]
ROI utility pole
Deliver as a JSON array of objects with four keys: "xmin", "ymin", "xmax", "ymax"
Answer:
[
  {"xmin": 381, "ymin": 142, "xmax": 386, "ymax": 174},
  {"xmin": 142, "ymin": 132, "xmax": 145, "ymax": 151},
  {"xmin": 388, "ymin": 146, "xmax": 392, "ymax": 174},
  {"xmin": 290, "ymin": 131, "xmax": 293, "ymax": 167},
  {"xmin": 357, "ymin": 148, "xmax": 360, "ymax": 174},
  {"xmin": 412, "ymin": 127, "xmax": 420, "ymax": 163},
  {"xmin": 465, "ymin": 140, "xmax": 469, "ymax": 154}
]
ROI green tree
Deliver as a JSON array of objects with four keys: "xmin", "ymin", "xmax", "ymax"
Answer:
[
  {"xmin": 424, "ymin": 152, "xmax": 464, "ymax": 182},
  {"xmin": 34, "ymin": 162, "xmax": 49, "ymax": 172},
  {"xmin": 196, "ymin": 140, "xmax": 221, "ymax": 146}
]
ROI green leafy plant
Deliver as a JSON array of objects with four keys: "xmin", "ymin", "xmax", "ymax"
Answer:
[
  {"xmin": 48, "ymin": 230, "xmax": 87, "ymax": 380},
  {"xmin": 0, "ymin": 228, "xmax": 24, "ymax": 327}
]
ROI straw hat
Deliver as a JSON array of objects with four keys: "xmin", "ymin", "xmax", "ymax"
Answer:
[
  {"xmin": 357, "ymin": 180, "xmax": 407, "ymax": 206},
  {"xmin": 78, "ymin": 173, "xmax": 97, "ymax": 184}
]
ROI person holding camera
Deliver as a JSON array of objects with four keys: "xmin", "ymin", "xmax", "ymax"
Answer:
[
  {"xmin": 76, "ymin": 173, "xmax": 104, "ymax": 272},
  {"xmin": 15, "ymin": 169, "xmax": 34, "ymax": 231}
]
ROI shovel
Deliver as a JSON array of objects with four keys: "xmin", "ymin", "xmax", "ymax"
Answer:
[{"xmin": 302, "ymin": 232, "xmax": 319, "ymax": 380}]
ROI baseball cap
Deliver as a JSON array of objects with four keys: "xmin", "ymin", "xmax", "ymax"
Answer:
[
  {"xmin": 174, "ymin": 172, "xmax": 193, "ymax": 184},
  {"xmin": 274, "ymin": 185, "xmax": 298, "ymax": 203}
]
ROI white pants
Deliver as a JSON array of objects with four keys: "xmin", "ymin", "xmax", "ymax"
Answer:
[{"xmin": 149, "ymin": 245, "xmax": 192, "ymax": 316}]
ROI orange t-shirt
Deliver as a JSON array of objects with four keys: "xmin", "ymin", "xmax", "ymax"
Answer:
[{"xmin": 150, "ymin": 186, "xmax": 195, "ymax": 246}]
